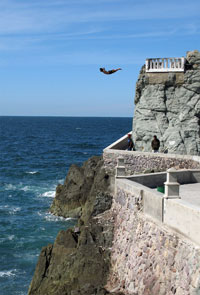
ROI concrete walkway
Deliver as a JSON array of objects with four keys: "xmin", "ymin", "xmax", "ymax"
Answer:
[{"xmin": 180, "ymin": 183, "xmax": 200, "ymax": 207}]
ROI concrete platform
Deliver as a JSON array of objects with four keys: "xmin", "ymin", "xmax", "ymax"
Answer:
[{"xmin": 180, "ymin": 183, "xmax": 200, "ymax": 207}]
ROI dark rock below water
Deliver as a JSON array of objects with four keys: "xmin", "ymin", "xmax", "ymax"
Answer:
[{"xmin": 28, "ymin": 156, "xmax": 120, "ymax": 295}]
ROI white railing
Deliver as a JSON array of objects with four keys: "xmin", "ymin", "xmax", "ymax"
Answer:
[{"xmin": 146, "ymin": 57, "xmax": 185, "ymax": 72}]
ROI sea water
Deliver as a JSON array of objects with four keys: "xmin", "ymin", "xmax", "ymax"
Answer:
[{"xmin": 0, "ymin": 116, "xmax": 132, "ymax": 295}]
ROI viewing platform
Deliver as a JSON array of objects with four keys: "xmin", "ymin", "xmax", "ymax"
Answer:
[{"xmin": 146, "ymin": 57, "xmax": 185, "ymax": 73}]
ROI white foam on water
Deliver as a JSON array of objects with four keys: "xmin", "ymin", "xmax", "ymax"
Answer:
[
  {"xmin": 8, "ymin": 235, "xmax": 15, "ymax": 241},
  {"xmin": 20, "ymin": 186, "xmax": 31, "ymax": 191},
  {"xmin": 44, "ymin": 212, "xmax": 74, "ymax": 222},
  {"xmin": 0, "ymin": 205, "xmax": 21, "ymax": 216},
  {"xmin": 58, "ymin": 178, "xmax": 64, "ymax": 184},
  {"xmin": 0, "ymin": 269, "xmax": 17, "ymax": 277},
  {"xmin": 76, "ymin": 127, "xmax": 81, "ymax": 130},
  {"xmin": 9, "ymin": 206, "xmax": 21, "ymax": 215},
  {"xmin": 22, "ymin": 253, "xmax": 39, "ymax": 262},
  {"xmin": 41, "ymin": 191, "xmax": 55, "ymax": 198},
  {"xmin": 0, "ymin": 205, "xmax": 21, "ymax": 215},
  {"xmin": 0, "ymin": 205, "xmax": 9, "ymax": 209},
  {"xmin": 0, "ymin": 235, "xmax": 15, "ymax": 244},
  {"xmin": 4, "ymin": 183, "xmax": 17, "ymax": 190},
  {"xmin": 26, "ymin": 171, "xmax": 39, "ymax": 174},
  {"xmin": 5, "ymin": 183, "xmax": 31, "ymax": 192}
]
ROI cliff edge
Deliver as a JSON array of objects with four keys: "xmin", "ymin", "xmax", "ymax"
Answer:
[
  {"xmin": 28, "ymin": 156, "xmax": 121, "ymax": 295},
  {"xmin": 133, "ymin": 50, "xmax": 200, "ymax": 155},
  {"xmin": 28, "ymin": 50, "xmax": 200, "ymax": 294},
  {"xmin": 50, "ymin": 156, "xmax": 112, "ymax": 220}
]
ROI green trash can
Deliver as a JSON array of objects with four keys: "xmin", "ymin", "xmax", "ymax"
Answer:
[{"xmin": 157, "ymin": 186, "xmax": 165, "ymax": 193}]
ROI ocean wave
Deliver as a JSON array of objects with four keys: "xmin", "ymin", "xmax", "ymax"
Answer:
[
  {"xmin": 4, "ymin": 183, "xmax": 16, "ymax": 191},
  {"xmin": 41, "ymin": 191, "xmax": 55, "ymax": 198},
  {"xmin": 0, "ymin": 205, "xmax": 21, "ymax": 215},
  {"xmin": 37, "ymin": 211, "xmax": 72, "ymax": 222},
  {"xmin": 0, "ymin": 269, "xmax": 17, "ymax": 277},
  {"xmin": 20, "ymin": 253, "xmax": 39, "ymax": 262},
  {"xmin": 20, "ymin": 186, "xmax": 31, "ymax": 192},
  {"xmin": 26, "ymin": 171, "xmax": 39, "ymax": 175},
  {"xmin": 9, "ymin": 207, "xmax": 21, "ymax": 215},
  {"xmin": 0, "ymin": 205, "xmax": 9, "ymax": 209},
  {"xmin": 0, "ymin": 235, "xmax": 15, "ymax": 244},
  {"xmin": 4, "ymin": 183, "xmax": 31, "ymax": 192},
  {"xmin": 58, "ymin": 179, "xmax": 64, "ymax": 184},
  {"xmin": 43, "ymin": 212, "xmax": 74, "ymax": 222}
]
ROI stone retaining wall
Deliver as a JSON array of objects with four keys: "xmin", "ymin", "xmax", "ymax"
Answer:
[
  {"xmin": 107, "ymin": 184, "xmax": 200, "ymax": 295},
  {"xmin": 103, "ymin": 149, "xmax": 200, "ymax": 176},
  {"xmin": 164, "ymin": 198, "xmax": 200, "ymax": 246}
]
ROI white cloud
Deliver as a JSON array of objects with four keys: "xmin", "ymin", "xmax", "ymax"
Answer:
[
  {"xmin": 0, "ymin": 0, "xmax": 199, "ymax": 35},
  {"xmin": 0, "ymin": 0, "xmax": 199, "ymax": 66}
]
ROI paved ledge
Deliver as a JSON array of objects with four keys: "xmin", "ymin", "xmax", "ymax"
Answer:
[
  {"xmin": 180, "ymin": 183, "xmax": 200, "ymax": 207},
  {"xmin": 104, "ymin": 147, "xmax": 200, "ymax": 161},
  {"xmin": 115, "ymin": 170, "xmax": 200, "ymax": 246}
]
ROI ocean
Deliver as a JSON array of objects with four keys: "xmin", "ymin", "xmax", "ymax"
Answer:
[{"xmin": 0, "ymin": 116, "xmax": 132, "ymax": 295}]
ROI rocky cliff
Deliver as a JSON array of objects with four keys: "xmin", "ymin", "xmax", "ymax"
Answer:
[
  {"xmin": 28, "ymin": 50, "xmax": 200, "ymax": 295},
  {"xmin": 28, "ymin": 156, "xmax": 121, "ymax": 295},
  {"xmin": 50, "ymin": 156, "xmax": 113, "ymax": 220},
  {"xmin": 133, "ymin": 50, "xmax": 200, "ymax": 155}
]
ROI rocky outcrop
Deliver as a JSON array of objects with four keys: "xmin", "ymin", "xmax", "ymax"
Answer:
[
  {"xmin": 28, "ymin": 50, "xmax": 200, "ymax": 295},
  {"xmin": 50, "ymin": 156, "xmax": 113, "ymax": 220},
  {"xmin": 28, "ymin": 215, "xmax": 115, "ymax": 295},
  {"xmin": 133, "ymin": 50, "xmax": 200, "ymax": 155},
  {"xmin": 28, "ymin": 156, "xmax": 120, "ymax": 295}
]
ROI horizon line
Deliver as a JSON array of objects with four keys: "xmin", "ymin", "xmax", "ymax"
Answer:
[{"xmin": 0, "ymin": 115, "xmax": 132, "ymax": 118}]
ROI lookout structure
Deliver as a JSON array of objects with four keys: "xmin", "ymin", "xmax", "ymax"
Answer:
[{"xmin": 145, "ymin": 57, "xmax": 185, "ymax": 72}]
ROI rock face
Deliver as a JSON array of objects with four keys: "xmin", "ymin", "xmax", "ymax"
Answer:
[
  {"xmin": 50, "ymin": 156, "xmax": 113, "ymax": 220},
  {"xmin": 28, "ymin": 218, "xmax": 114, "ymax": 295},
  {"xmin": 28, "ymin": 156, "xmax": 119, "ymax": 295},
  {"xmin": 28, "ymin": 50, "xmax": 200, "ymax": 295},
  {"xmin": 132, "ymin": 50, "xmax": 200, "ymax": 155}
]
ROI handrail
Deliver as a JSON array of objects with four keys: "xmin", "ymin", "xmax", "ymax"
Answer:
[{"xmin": 146, "ymin": 57, "xmax": 185, "ymax": 72}]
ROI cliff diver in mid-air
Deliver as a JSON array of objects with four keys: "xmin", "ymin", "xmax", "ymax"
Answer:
[{"xmin": 99, "ymin": 67, "xmax": 122, "ymax": 75}]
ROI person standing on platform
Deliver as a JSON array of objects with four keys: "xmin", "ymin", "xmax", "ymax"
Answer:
[
  {"xmin": 127, "ymin": 134, "xmax": 135, "ymax": 151},
  {"xmin": 151, "ymin": 135, "xmax": 160, "ymax": 153}
]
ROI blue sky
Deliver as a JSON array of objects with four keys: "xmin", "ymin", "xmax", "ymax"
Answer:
[{"xmin": 0, "ymin": 0, "xmax": 200, "ymax": 117}]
